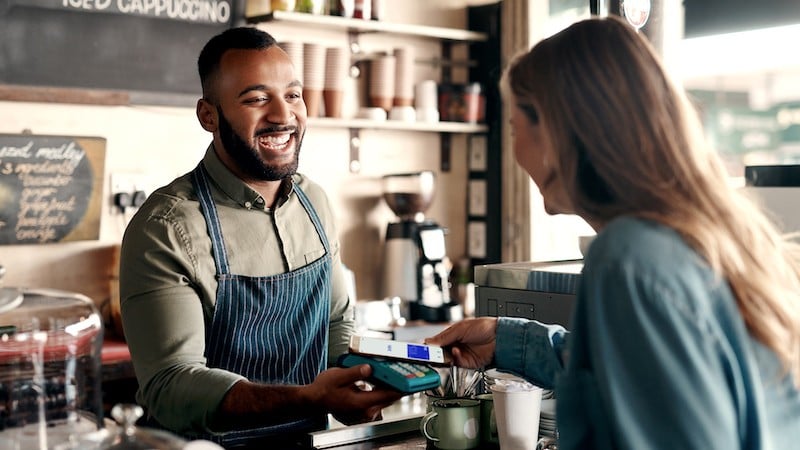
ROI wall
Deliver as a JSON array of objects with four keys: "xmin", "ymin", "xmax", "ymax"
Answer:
[{"xmin": 0, "ymin": 0, "xmax": 496, "ymax": 318}]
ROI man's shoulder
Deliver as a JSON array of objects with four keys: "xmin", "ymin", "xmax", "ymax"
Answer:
[{"xmin": 129, "ymin": 173, "xmax": 200, "ymax": 225}]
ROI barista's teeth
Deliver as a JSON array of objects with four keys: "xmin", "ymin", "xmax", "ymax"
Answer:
[{"xmin": 259, "ymin": 134, "xmax": 291, "ymax": 146}]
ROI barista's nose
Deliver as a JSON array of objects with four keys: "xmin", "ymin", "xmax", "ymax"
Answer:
[{"xmin": 266, "ymin": 98, "xmax": 293, "ymax": 124}]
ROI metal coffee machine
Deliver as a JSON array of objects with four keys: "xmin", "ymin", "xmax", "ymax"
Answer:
[{"xmin": 380, "ymin": 172, "xmax": 461, "ymax": 322}]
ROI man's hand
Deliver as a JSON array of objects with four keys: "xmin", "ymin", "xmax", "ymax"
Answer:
[
  {"xmin": 306, "ymin": 365, "xmax": 404, "ymax": 425},
  {"xmin": 424, "ymin": 317, "xmax": 498, "ymax": 369}
]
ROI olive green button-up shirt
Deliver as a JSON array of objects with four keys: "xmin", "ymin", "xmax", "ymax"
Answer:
[{"xmin": 119, "ymin": 145, "xmax": 354, "ymax": 434}]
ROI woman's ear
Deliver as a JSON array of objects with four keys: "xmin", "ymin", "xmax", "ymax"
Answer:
[{"xmin": 196, "ymin": 98, "xmax": 217, "ymax": 132}]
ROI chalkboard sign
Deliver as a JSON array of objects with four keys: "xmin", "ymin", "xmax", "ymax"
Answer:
[
  {"xmin": 0, "ymin": 0, "xmax": 242, "ymax": 104},
  {"xmin": 0, "ymin": 134, "xmax": 105, "ymax": 245}
]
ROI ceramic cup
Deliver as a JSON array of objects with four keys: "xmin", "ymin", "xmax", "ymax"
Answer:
[
  {"xmin": 420, "ymin": 398, "xmax": 480, "ymax": 450},
  {"xmin": 475, "ymin": 393, "xmax": 499, "ymax": 447}
]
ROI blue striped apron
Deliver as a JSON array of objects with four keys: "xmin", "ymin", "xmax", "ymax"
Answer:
[{"xmin": 191, "ymin": 165, "xmax": 331, "ymax": 447}]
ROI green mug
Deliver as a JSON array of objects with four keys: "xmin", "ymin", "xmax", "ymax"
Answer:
[
  {"xmin": 420, "ymin": 398, "xmax": 480, "ymax": 450},
  {"xmin": 475, "ymin": 393, "xmax": 499, "ymax": 446}
]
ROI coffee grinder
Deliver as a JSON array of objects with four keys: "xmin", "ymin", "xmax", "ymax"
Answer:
[{"xmin": 380, "ymin": 172, "xmax": 461, "ymax": 322}]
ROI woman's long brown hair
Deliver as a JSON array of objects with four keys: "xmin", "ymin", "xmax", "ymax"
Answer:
[{"xmin": 506, "ymin": 16, "xmax": 800, "ymax": 387}]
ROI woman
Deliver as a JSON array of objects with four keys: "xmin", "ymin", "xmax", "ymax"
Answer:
[{"xmin": 426, "ymin": 16, "xmax": 800, "ymax": 449}]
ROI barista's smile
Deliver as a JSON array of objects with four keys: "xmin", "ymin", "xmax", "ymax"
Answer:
[{"xmin": 256, "ymin": 130, "xmax": 295, "ymax": 155}]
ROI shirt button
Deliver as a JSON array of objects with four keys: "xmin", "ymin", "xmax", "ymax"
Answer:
[
  {"xmin": 255, "ymin": 197, "xmax": 264, "ymax": 204},
  {"xmin": 244, "ymin": 201, "xmax": 252, "ymax": 209}
]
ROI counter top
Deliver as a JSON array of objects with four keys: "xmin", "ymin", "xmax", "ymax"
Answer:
[
  {"xmin": 308, "ymin": 394, "xmax": 427, "ymax": 449},
  {"xmin": 474, "ymin": 260, "xmax": 583, "ymax": 294}
]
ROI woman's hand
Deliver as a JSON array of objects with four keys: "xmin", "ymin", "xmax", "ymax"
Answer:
[{"xmin": 425, "ymin": 317, "xmax": 499, "ymax": 369}]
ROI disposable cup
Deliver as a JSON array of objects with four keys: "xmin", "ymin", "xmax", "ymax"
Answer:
[
  {"xmin": 324, "ymin": 46, "xmax": 349, "ymax": 90},
  {"xmin": 303, "ymin": 43, "xmax": 326, "ymax": 90},
  {"xmin": 278, "ymin": 42, "xmax": 304, "ymax": 80},
  {"xmin": 490, "ymin": 383, "xmax": 543, "ymax": 450},
  {"xmin": 304, "ymin": 88, "xmax": 323, "ymax": 117},
  {"xmin": 323, "ymin": 89, "xmax": 343, "ymax": 118}
]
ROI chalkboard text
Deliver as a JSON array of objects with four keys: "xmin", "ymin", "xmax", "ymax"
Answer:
[
  {"xmin": 19, "ymin": 0, "xmax": 233, "ymax": 24},
  {"xmin": 0, "ymin": 135, "xmax": 105, "ymax": 245}
]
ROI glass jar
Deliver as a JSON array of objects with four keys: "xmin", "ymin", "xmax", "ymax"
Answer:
[
  {"xmin": 0, "ymin": 288, "xmax": 104, "ymax": 449},
  {"xmin": 271, "ymin": 0, "xmax": 296, "ymax": 12},
  {"xmin": 296, "ymin": 0, "xmax": 325, "ymax": 14}
]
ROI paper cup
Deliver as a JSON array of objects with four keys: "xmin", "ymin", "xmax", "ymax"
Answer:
[{"xmin": 490, "ymin": 383, "xmax": 543, "ymax": 450}]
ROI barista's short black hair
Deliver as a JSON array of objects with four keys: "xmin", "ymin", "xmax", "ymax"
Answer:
[{"xmin": 197, "ymin": 27, "xmax": 279, "ymax": 99}]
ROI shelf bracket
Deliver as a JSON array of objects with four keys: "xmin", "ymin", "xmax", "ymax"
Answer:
[
  {"xmin": 441, "ymin": 134, "xmax": 451, "ymax": 172},
  {"xmin": 441, "ymin": 42, "xmax": 453, "ymax": 84},
  {"xmin": 348, "ymin": 31, "xmax": 362, "ymax": 77},
  {"xmin": 349, "ymin": 128, "xmax": 362, "ymax": 173}
]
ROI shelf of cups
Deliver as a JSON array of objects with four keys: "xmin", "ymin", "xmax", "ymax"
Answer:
[
  {"xmin": 308, "ymin": 117, "xmax": 488, "ymax": 133},
  {"xmin": 246, "ymin": 10, "xmax": 489, "ymax": 43},
  {"xmin": 307, "ymin": 118, "xmax": 487, "ymax": 174}
]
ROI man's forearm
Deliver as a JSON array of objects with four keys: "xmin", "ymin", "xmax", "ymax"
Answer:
[{"xmin": 212, "ymin": 379, "xmax": 323, "ymax": 431}]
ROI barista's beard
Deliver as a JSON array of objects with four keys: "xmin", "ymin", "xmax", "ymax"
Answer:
[{"xmin": 216, "ymin": 106, "xmax": 302, "ymax": 181}]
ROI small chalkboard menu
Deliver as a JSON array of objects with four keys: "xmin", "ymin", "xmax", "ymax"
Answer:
[{"xmin": 0, "ymin": 134, "xmax": 105, "ymax": 245}]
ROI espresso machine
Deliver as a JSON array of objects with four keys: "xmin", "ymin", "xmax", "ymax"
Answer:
[{"xmin": 380, "ymin": 172, "xmax": 461, "ymax": 322}]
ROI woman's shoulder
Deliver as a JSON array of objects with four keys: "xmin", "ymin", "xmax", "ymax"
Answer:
[
  {"xmin": 586, "ymin": 216, "xmax": 716, "ymax": 290},
  {"xmin": 585, "ymin": 217, "xmax": 730, "ymax": 326},
  {"xmin": 591, "ymin": 216, "xmax": 693, "ymax": 264}
]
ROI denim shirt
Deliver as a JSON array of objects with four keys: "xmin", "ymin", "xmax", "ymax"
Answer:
[{"xmin": 495, "ymin": 217, "xmax": 800, "ymax": 449}]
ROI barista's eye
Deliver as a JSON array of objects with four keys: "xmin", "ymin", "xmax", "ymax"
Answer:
[
  {"xmin": 244, "ymin": 96, "xmax": 269, "ymax": 105},
  {"xmin": 519, "ymin": 104, "xmax": 539, "ymax": 125}
]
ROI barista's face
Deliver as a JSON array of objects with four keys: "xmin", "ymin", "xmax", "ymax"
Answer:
[
  {"xmin": 510, "ymin": 102, "xmax": 573, "ymax": 215},
  {"xmin": 201, "ymin": 46, "xmax": 306, "ymax": 181}
]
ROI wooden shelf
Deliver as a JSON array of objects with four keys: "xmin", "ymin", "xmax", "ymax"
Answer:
[
  {"xmin": 246, "ymin": 10, "xmax": 489, "ymax": 42},
  {"xmin": 246, "ymin": 10, "xmax": 489, "ymax": 173},
  {"xmin": 308, "ymin": 118, "xmax": 487, "ymax": 173},
  {"xmin": 308, "ymin": 117, "xmax": 488, "ymax": 133}
]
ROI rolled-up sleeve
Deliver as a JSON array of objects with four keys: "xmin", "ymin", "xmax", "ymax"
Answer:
[{"xmin": 495, "ymin": 317, "xmax": 568, "ymax": 389}]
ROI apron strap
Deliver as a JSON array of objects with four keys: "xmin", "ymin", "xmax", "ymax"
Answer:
[{"xmin": 192, "ymin": 164, "xmax": 230, "ymax": 274}]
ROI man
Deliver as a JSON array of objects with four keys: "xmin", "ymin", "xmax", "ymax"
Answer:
[{"xmin": 119, "ymin": 27, "xmax": 401, "ymax": 447}]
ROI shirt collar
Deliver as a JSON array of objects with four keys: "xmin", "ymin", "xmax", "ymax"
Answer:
[{"xmin": 201, "ymin": 144, "xmax": 296, "ymax": 210}]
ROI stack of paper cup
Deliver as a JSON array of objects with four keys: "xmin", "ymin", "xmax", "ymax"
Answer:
[
  {"xmin": 324, "ymin": 46, "xmax": 348, "ymax": 118},
  {"xmin": 369, "ymin": 54, "xmax": 395, "ymax": 112},
  {"xmin": 393, "ymin": 46, "xmax": 414, "ymax": 107},
  {"xmin": 415, "ymin": 80, "xmax": 439, "ymax": 123},
  {"xmin": 278, "ymin": 41, "xmax": 304, "ymax": 82},
  {"xmin": 303, "ymin": 42, "xmax": 326, "ymax": 117}
]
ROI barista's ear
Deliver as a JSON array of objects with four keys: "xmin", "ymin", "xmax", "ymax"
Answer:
[{"xmin": 197, "ymin": 98, "xmax": 218, "ymax": 132}]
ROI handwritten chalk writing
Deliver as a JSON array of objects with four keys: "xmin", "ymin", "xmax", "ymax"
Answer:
[
  {"xmin": 17, "ymin": 212, "xmax": 71, "ymax": 228},
  {"xmin": 0, "ymin": 135, "xmax": 100, "ymax": 245},
  {"xmin": 60, "ymin": 0, "xmax": 231, "ymax": 24},
  {"xmin": 35, "ymin": 142, "xmax": 85, "ymax": 161},
  {"xmin": 16, "ymin": 227, "xmax": 57, "ymax": 243},
  {"xmin": 19, "ymin": 174, "xmax": 73, "ymax": 187},
  {"xmin": 0, "ymin": 141, "xmax": 34, "ymax": 158},
  {"xmin": 12, "ymin": 160, "xmax": 81, "ymax": 176}
]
